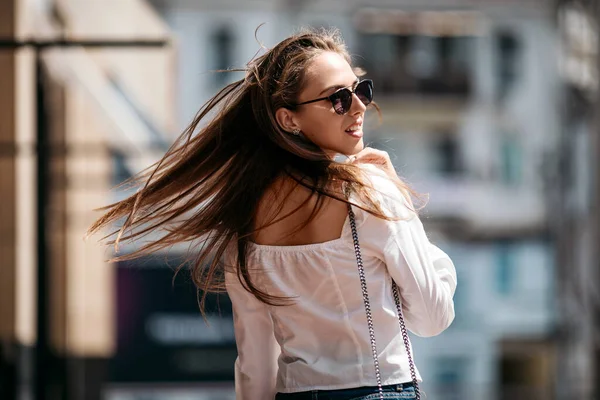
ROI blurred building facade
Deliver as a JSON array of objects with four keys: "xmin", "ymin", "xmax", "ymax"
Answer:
[{"xmin": 2, "ymin": 0, "xmax": 599, "ymax": 399}]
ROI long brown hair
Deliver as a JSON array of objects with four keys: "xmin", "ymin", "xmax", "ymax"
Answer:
[{"xmin": 87, "ymin": 27, "xmax": 419, "ymax": 315}]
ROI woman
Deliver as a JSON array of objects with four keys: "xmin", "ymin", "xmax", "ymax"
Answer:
[{"xmin": 88, "ymin": 28, "xmax": 457, "ymax": 400}]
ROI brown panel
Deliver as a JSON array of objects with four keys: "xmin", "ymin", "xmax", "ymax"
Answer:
[
  {"xmin": 0, "ymin": 0, "xmax": 15, "ymax": 38},
  {"xmin": 0, "ymin": 46, "xmax": 38, "ymax": 347},
  {"xmin": 0, "ymin": 51, "xmax": 17, "ymax": 344},
  {"xmin": 47, "ymin": 80, "xmax": 68, "ymax": 355}
]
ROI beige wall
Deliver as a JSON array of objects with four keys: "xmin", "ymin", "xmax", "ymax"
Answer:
[
  {"xmin": 57, "ymin": 0, "xmax": 177, "ymax": 137},
  {"xmin": 45, "ymin": 81, "xmax": 115, "ymax": 357},
  {"xmin": 41, "ymin": 0, "xmax": 174, "ymax": 358}
]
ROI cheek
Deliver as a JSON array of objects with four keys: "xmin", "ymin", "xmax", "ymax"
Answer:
[{"xmin": 302, "ymin": 112, "xmax": 342, "ymax": 145}]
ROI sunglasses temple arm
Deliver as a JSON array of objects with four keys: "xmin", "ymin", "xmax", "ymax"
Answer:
[{"xmin": 296, "ymin": 96, "xmax": 331, "ymax": 106}]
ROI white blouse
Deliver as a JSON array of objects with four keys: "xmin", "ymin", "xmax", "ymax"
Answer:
[{"xmin": 224, "ymin": 164, "xmax": 457, "ymax": 400}]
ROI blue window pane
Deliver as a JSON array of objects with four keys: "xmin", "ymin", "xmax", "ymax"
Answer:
[
  {"xmin": 496, "ymin": 241, "xmax": 515, "ymax": 295},
  {"xmin": 433, "ymin": 357, "xmax": 469, "ymax": 400}
]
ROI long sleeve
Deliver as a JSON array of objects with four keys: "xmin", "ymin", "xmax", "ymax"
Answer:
[
  {"xmin": 225, "ymin": 270, "xmax": 281, "ymax": 400},
  {"xmin": 363, "ymin": 166, "xmax": 457, "ymax": 337}
]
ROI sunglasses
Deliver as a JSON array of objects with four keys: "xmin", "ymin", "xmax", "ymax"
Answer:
[{"xmin": 293, "ymin": 79, "xmax": 374, "ymax": 115}]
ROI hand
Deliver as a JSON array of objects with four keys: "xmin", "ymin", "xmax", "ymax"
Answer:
[{"xmin": 349, "ymin": 147, "xmax": 399, "ymax": 180}]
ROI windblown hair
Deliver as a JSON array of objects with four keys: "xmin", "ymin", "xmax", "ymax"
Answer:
[{"xmin": 87, "ymin": 27, "xmax": 420, "ymax": 315}]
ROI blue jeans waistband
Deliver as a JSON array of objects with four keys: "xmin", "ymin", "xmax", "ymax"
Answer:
[{"xmin": 275, "ymin": 381, "xmax": 415, "ymax": 400}]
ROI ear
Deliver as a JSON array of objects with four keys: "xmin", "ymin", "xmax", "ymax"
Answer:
[{"xmin": 275, "ymin": 107, "xmax": 300, "ymax": 133}]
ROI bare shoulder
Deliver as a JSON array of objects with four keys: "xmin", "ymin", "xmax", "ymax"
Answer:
[
  {"xmin": 253, "ymin": 176, "xmax": 348, "ymax": 246},
  {"xmin": 255, "ymin": 176, "xmax": 304, "ymax": 223}
]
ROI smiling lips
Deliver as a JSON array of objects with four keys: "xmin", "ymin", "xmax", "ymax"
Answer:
[{"xmin": 345, "ymin": 119, "xmax": 363, "ymax": 138}]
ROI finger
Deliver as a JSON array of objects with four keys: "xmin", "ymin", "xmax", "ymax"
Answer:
[
  {"xmin": 354, "ymin": 153, "xmax": 387, "ymax": 164},
  {"xmin": 356, "ymin": 148, "xmax": 387, "ymax": 157}
]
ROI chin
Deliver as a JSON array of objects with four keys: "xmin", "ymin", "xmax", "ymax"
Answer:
[
  {"xmin": 348, "ymin": 140, "xmax": 364, "ymax": 155},
  {"xmin": 325, "ymin": 140, "xmax": 364, "ymax": 158}
]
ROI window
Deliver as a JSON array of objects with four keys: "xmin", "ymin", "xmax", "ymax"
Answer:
[
  {"xmin": 494, "ymin": 29, "xmax": 522, "ymax": 102},
  {"xmin": 358, "ymin": 34, "xmax": 473, "ymax": 96},
  {"xmin": 210, "ymin": 26, "xmax": 235, "ymax": 89},
  {"xmin": 111, "ymin": 150, "xmax": 132, "ymax": 186},
  {"xmin": 434, "ymin": 133, "xmax": 462, "ymax": 176},
  {"xmin": 499, "ymin": 132, "xmax": 522, "ymax": 185},
  {"xmin": 432, "ymin": 356, "xmax": 469, "ymax": 400},
  {"xmin": 495, "ymin": 241, "xmax": 516, "ymax": 295}
]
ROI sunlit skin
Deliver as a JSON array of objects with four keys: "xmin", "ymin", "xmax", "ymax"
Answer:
[{"xmin": 276, "ymin": 51, "xmax": 367, "ymax": 158}]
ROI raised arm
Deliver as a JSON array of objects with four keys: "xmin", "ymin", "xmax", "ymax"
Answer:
[
  {"xmin": 358, "ymin": 162, "xmax": 457, "ymax": 337},
  {"xmin": 380, "ymin": 208, "xmax": 457, "ymax": 337}
]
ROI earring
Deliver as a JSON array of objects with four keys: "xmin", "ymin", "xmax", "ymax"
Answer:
[{"xmin": 292, "ymin": 128, "xmax": 301, "ymax": 136}]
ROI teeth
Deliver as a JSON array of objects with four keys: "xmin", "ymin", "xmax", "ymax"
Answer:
[{"xmin": 346, "ymin": 125, "xmax": 361, "ymax": 131}]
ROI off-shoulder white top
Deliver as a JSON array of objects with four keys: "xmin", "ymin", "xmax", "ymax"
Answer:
[{"xmin": 224, "ymin": 164, "xmax": 457, "ymax": 400}]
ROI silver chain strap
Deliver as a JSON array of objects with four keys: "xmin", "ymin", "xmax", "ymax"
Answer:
[{"xmin": 348, "ymin": 204, "xmax": 421, "ymax": 400}]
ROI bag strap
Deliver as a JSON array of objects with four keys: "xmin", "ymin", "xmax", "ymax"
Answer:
[{"xmin": 347, "ymin": 204, "xmax": 421, "ymax": 400}]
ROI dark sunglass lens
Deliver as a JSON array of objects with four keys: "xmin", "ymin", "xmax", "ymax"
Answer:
[
  {"xmin": 355, "ymin": 81, "xmax": 373, "ymax": 106},
  {"xmin": 332, "ymin": 89, "xmax": 352, "ymax": 114}
]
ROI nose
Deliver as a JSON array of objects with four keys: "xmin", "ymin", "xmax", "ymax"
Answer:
[{"xmin": 349, "ymin": 92, "xmax": 367, "ymax": 115}]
